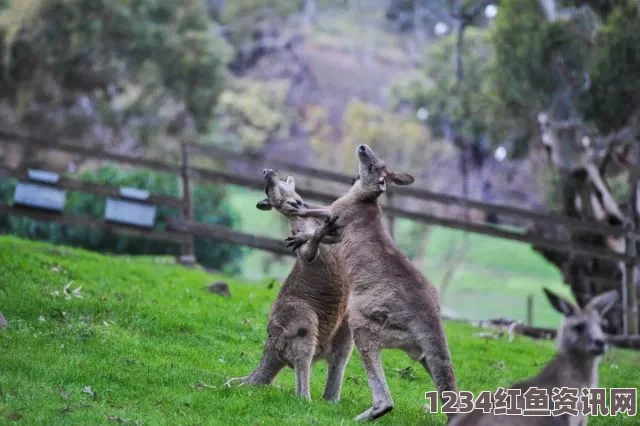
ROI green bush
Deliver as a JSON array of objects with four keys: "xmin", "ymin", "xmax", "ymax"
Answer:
[{"xmin": 0, "ymin": 166, "xmax": 243, "ymax": 273}]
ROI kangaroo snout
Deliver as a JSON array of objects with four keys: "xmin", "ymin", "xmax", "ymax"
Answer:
[
  {"xmin": 591, "ymin": 338, "xmax": 606, "ymax": 355},
  {"xmin": 263, "ymin": 168, "xmax": 276, "ymax": 177},
  {"xmin": 357, "ymin": 144, "xmax": 367, "ymax": 154}
]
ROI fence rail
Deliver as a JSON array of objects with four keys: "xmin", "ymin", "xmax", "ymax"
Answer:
[
  {"xmin": 0, "ymin": 202, "xmax": 190, "ymax": 244},
  {"xmin": 0, "ymin": 129, "xmax": 638, "ymax": 335},
  {"xmin": 186, "ymin": 140, "xmax": 638, "ymax": 241},
  {"xmin": 0, "ymin": 164, "xmax": 185, "ymax": 209},
  {"xmin": 0, "ymin": 130, "xmax": 635, "ymax": 256}
]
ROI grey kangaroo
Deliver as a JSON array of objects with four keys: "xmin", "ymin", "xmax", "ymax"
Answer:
[
  {"xmin": 450, "ymin": 288, "xmax": 618, "ymax": 426},
  {"xmin": 225, "ymin": 169, "xmax": 352, "ymax": 402},
  {"xmin": 285, "ymin": 144, "xmax": 458, "ymax": 422}
]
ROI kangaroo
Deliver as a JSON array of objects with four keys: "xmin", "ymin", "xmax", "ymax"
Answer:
[
  {"xmin": 450, "ymin": 288, "xmax": 618, "ymax": 426},
  {"xmin": 285, "ymin": 144, "xmax": 458, "ymax": 422},
  {"xmin": 225, "ymin": 169, "xmax": 352, "ymax": 402}
]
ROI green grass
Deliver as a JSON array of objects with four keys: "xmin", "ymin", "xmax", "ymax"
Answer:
[
  {"xmin": 227, "ymin": 186, "xmax": 570, "ymax": 328},
  {"xmin": 0, "ymin": 236, "xmax": 639, "ymax": 425}
]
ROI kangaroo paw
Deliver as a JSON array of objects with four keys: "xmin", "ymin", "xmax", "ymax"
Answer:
[{"xmin": 284, "ymin": 236, "xmax": 306, "ymax": 251}]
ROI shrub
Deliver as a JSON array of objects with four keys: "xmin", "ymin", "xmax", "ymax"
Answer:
[{"xmin": 0, "ymin": 166, "xmax": 244, "ymax": 273}]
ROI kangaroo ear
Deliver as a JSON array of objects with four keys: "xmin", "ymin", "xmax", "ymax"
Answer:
[
  {"xmin": 586, "ymin": 290, "xmax": 618, "ymax": 316},
  {"xmin": 543, "ymin": 288, "xmax": 577, "ymax": 317},
  {"xmin": 285, "ymin": 175, "xmax": 296, "ymax": 190},
  {"xmin": 256, "ymin": 198, "xmax": 273, "ymax": 211},
  {"xmin": 390, "ymin": 172, "xmax": 415, "ymax": 186}
]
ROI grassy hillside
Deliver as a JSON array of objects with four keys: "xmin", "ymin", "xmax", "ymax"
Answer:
[
  {"xmin": 226, "ymin": 186, "xmax": 570, "ymax": 328},
  {"xmin": 0, "ymin": 236, "xmax": 638, "ymax": 425}
]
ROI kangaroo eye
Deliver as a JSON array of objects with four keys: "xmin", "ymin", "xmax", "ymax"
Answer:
[
  {"xmin": 573, "ymin": 323, "xmax": 586, "ymax": 333},
  {"xmin": 296, "ymin": 200, "xmax": 303, "ymax": 206}
]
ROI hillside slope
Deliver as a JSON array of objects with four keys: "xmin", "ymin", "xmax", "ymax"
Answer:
[{"xmin": 0, "ymin": 236, "xmax": 638, "ymax": 425}]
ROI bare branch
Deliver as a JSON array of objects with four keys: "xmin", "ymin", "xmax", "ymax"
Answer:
[{"xmin": 584, "ymin": 163, "xmax": 626, "ymax": 225}]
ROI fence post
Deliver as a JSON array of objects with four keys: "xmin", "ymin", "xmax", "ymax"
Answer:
[
  {"xmin": 526, "ymin": 294, "xmax": 533, "ymax": 327},
  {"xmin": 387, "ymin": 191, "xmax": 395, "ymax": 241},
  {"xmin": 178, "ymin": 143, "xmax": 196, "ymax": 266},
  {"xmin": 624, "ymin": 175, "xmax": 639, "ymax": 335}
]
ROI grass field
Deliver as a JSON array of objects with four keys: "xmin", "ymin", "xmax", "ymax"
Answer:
[
  {"xmin": 226, "ymin": 186, "xmax": 570, "ymax": 328},
  {"xmin": 1, "ymin": 236, "xmax": 638, "ymax": 425}
]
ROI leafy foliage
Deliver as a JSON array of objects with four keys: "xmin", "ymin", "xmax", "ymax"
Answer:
[
  {"xmin": 0, "ymin": 166, "xmax": 243, "ymax": 272},
  {"xmin": 0, "ymin": 0, "xmax": 232, "ymax": 150},
  {"xmin": 216, "ymin": 0, "xmax": 303, "ymax": 71},
  {"xmin": 490, "ymin": 1, "xmax": 550, "ymax": 118},
  {"xmin": 488, "ymin": 0, "xmax": 595, "ymax": 155},
  {"xmin": 339, "ymin": 100, "xmax": 435, "ymax": 172},
  {"xmin": 309, "ymin": 100, "xmax": 453, "ymax": 176},
  {"xmin": 580, "ymin": 2, "xmax": 640, "ymax": 132},
  {"xmin": 391, "ymin": 28, "xmax": 494, "ymax": 145},
  {"xmin": 491, "ymin": 0, "xmax": 640, "ymax": 150},
  {"xmin": 212, "ymin": 78, "xmax": 292, "ymax": 152},
  {"xmin": 219, "ymin": 0, "xmax": 303, "ymax": 26},
  {"xmin": 385, "ymin": 0, "xmax": 453, "ymax": 34},
  {"xmin": 392, "ymin": 0, "xmax": 640, "ymax": 160}
]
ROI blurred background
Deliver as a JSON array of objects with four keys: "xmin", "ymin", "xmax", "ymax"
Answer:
[{"xmin": 0, "ymin": 0, "xmax": 638, "ymax": 332}]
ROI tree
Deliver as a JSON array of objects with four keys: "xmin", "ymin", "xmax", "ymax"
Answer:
[
  {"xmin": 392, "ymin": 0, "xmax": 640, "ymax": 334},
  {"xmin": 390, "ymin": 27, "xmax": 493, "ymax": 148},
  {"xmin": 215, "ymin": 0, "xmax": 304, "ymax": 73},
  {"xmin": 211, "ymin": 78, "xmax": 292, "ymax": 152},
  {"xmin": 0, "ymin": 0, "xmax": 232, "ymax": 166},
  {"xmin": 493, "ymin": 0, "xmax": 640, "ymax": 335},
  {"xmin": 310, "ymin": 99, "xmax": 451, "ymax": 176}
]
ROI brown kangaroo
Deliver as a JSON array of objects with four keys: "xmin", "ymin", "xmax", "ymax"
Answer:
[
  {"xmin": 286, "ymin": 144, "xmax": 458, "ymax": 422},
  {"xmin": 225, "ymin": 169, "xmax": 352, "ymax": 402},
  {"xmin": 450, "ymin": 288, "xmax": 618, "ymax": 426}
]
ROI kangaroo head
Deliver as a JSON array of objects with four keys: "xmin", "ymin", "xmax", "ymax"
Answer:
[
  {"xmin": 544, "ymin": 287, "xmax": 618, "ymax": 357},
  {"xmin": 353, "ymin": 144, "xmax": 414, "ymax": 200},
  {"xmin": 256, "ymin": 169, "xmax": 307, "ymax": 217}
]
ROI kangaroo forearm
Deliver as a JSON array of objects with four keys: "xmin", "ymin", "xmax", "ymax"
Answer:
[
  {"xmin": 299, "ymin": 228, "xmax": 324, "ymax": 262},
  {"xmin": 297, "ymin": 207, "xmax": 332, "ymax": 219},
  {"xmin": 298, "ymin": 230, "xmax": 340, "ymax": 262},
  {"xmin": 300, "ymin": 239, "xmax": 321, "ymax": 262},
  {"xmin": 304, "ymin": 202, "xmax": 330, "ymax": 210},
  {"xmin": 319, "ymin": 234, "xmax": 341, "ymax": 245}
]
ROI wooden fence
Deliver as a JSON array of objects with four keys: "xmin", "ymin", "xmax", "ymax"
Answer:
[{"xmin": 0, "ymin": 129, "xmax": 638, "ymax": 336}]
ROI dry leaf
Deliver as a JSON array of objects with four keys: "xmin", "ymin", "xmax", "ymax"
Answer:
[
  {"xmin": 0, "ymin": 311, "xmax": 7, "ymax": 329},
  {"xmin": 59, "ymin": 388, "xmax": 69, "ymax": 400},
  {"xmin": 6, "ymin": 411, "xmax": 23, "ymax": 421},
  {"xmin": 63, "ymin": 282, "xmax": 84, "ymax": 300},
  {"xmin": 193, "ymin": 382, "xmax": 215, "ymax": 391},
  {"xmin": 82, "ymin": 385, "xmax": 96, "ymax": 399},
  {"xmin": 474, "ymin": 332, "xmax": 500, "ymax": 339}
]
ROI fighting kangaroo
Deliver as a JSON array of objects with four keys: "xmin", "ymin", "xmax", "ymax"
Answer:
[
  {"xmin": 450, "ymin": 288, "xmax": 618, "ymax": 426},
  {"xmin": 286, "ymin": 144, "xmax": 457, "ymax": 422},
  {"xmin": 225, "ymin": 169, "xmax": 352, "ymax": 402}
]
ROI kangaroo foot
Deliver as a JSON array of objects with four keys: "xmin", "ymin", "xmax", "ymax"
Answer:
[
  {"xmin": 223, "ymin": 376, "xmax": 248, "ymax": 389},
  {"xmin": 354, "ymin": 404, "xmax": 393, "ymax": 422}
]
